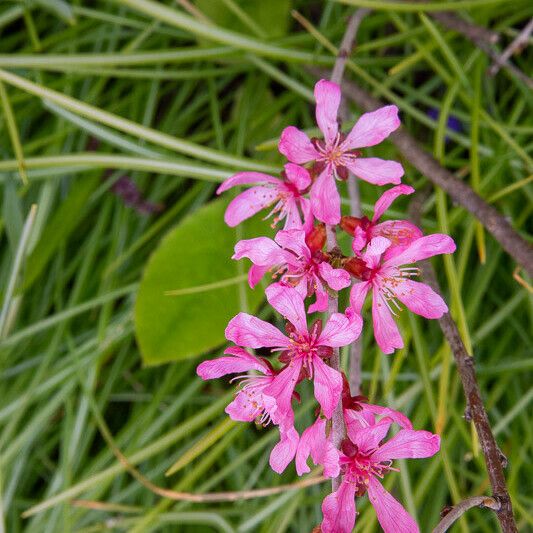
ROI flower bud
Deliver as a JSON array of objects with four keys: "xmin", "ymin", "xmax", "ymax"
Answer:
[{"xmin": 305, "ymin": 224, "xmax": 327, "ymax": 252}]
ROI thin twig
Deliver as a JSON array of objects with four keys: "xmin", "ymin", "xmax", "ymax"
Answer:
[
  {"xmin": 429, "ymin": 12, "xmax": 533, "ymax": 89},
  {"xmin": 432, "ymin": 496, "xmax": 501, "ymax": 533},
  {"xmin": 489, "ymin": 17, "xmax": 533, "ymax": 76},
  {"xmin": 313, "ymin": 73, "xmax": 533, "ymax": 277},
  {"xmin": 333, "ymin": 8, "xmax": 371, "ymax": 397},
  {"xmin": 429, "ymin": 12, "xmax": 499, "ymax": 46},
  {"xmin": 92, "ymin": 406, "xmax": 327, "ymax": 504},
  {"xmin": 409, "ymin": 192, "xmax": 518, "ymax": 533},
  {"xmin": 330, "ymin": 9, "xmax": 370, "ymax": 85},
  {"xmin": 322, "ymin": 9, "xmax": 371, "ymax": 491}
]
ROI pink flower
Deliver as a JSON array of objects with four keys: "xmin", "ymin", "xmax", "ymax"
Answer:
[
  {"xmin": 196, "ymin": 346, "xmax": 298, "ymax": 474},
  {"xmin": 216, "ymin": 162, "xmax": 312, "ymax": 230},
  {"xmin": 279, "ymin": 80, "xmax": 403, "ymax": 224},
  {"xmin": 233, "ymin": 227, "xmax": 351, "ymax": 313},
  {"xmin": 295, "ymin": 381, "xmax": 414, "ymax": 480},
  {"xmin": 348, "ymin": 235, "xmax": 456, "ymax": 354},
  {"xmin": 321, "ymin": 418, "xmax": 440, "ymax": 533},
  {"xmin": 225, "ymin": 283, "xmax": 362, "ymax": 422},
  {"xmin": 340, "ymin": 185, "xmax": 423, "ymax": 253}
]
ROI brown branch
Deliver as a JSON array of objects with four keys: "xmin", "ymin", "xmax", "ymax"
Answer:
[
  {"xmin": 408, "ymin": 192, "xmax": 518, "ymax": 533},
  {"xmin": 432, "ymin": 496, "xmax": 501, "ymax": 533},
  {"xmin": 94, "ymin": 407, "xmax": 327, "ymax": 504},
  {"xmin": 429, "ymin": 12, "xmax": 499, "ymax": 46},
  {"xmin": 428, "ymin": 11, "xmax": 533, "ymax": 89},
  {"xmin": 489, "ymin": 17, "xmax": 533, "ymax": 76},
  {"xmin": 333, "ymin": 8, "xmax": 371, "ymax": 398},
  {"xmin": 310, "ymin": 73, "xmax": 533, "ymax": 277},
  {"xmin": 327, "ymin": 9, "xmax": 370, "ymax": 492}
]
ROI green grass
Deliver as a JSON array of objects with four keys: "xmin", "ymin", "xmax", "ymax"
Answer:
[{"xmin": 0, "ymin": 1, "xmax": 532, "ymax": 532}]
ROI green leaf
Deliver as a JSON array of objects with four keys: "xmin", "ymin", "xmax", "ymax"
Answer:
[
  {"xmin": 196, "ymin": 0, "xmax": 292, "ymax": 39},
  {"xmin": 135, "ymin": 197, "xmax": 270, "ymax": 365}
]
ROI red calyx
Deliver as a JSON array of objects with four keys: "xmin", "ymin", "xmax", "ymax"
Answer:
[
  {"xmin": 305, "ymin": 224, "xmax": 327, "ymax": 253},
  {"xmin": 341, "ymin": 374, "xmax": 369, "ymax": 410},
  {"xmin": 341, "ymin": 438, "xmax": 358, "ymax": 457},
  {"xmin": 340, "ymin": 215, "xmax": 371, "ymax": 236},
  {"xmin": 343, "ymin": 257, "xmax": 372, "ymax": 280}
]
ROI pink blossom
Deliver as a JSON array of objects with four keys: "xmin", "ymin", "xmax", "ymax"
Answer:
[
  {"xmin": 225, "ymin": 283, "xmax": 362, "ymax": 422},
  {"xmin": 341, "ymin": 185, "xmax": 423, "ymax": 253},
  {"xmin": 348, "ymin": 235, "xmax": 456, "ymax": 354},
  {"xmin": 321, "ymin": 418, "xmax": 440, "ymax": 533},
  {"xmin": 216, "ymin": 163, "xmax": 312, "ymax": 230},
  {"xmin": 233, "ymin": 227, "xmax": 351, "ymax": 313},
  {"xmin": 279, "ymin": 80, "xmax": 403, "ymax": 224},
  {"xmin": 295, "ymin": 380, "xmax": 413, "ymax": 479},
  {"xmin": 196, "ymin": 346, "xmax": 298, "ymax": 473}
]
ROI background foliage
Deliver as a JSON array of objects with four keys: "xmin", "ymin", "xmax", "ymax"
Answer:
[{"xmin": 0, "ymin": 1, "xmax": 531, "ymax": 532}]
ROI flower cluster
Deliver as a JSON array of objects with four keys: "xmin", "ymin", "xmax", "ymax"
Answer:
[{"xmin": 197, "ymin": 80, "xmax": 455, "ymax": 532}]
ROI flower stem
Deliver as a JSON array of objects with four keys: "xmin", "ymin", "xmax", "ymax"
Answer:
[{"xmin": 327, "ymin": 8, "xmax": 371, "ymax": 490}]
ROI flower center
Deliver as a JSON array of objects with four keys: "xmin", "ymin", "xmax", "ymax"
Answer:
[
  {"xmin": 278, "ymin": 320, "xmax": 332, "ymax": 377},
  {"xmin": 340, "ymin": 443, "xmax": 398, "ymax": 496}
]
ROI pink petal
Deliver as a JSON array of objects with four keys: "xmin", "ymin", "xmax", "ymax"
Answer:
[
  {"xmin": 350, "ymin": 417, "xmax": 393, "ymax": 453},
  {"xmin": 281, "ymin": 198, "xmax": 305, "ymax": 230},
  {"xmin": 296, "ymin": 417, "xmax": 340, "ymax": 478},
  {"xmin": 352, "ymin": 226, "xmax": 368, "ymax": 252},
  {"xmin": 345, "ymin": 157, "xmax": 404, "ymax": 186},
  {"xmin": 318, "ymin": 261, "xmax": 351, "ymax": 291},
  {"xmin": 362, "ymin": 236, "xmax": 391, "ymax": 269},
  {"xmin": 225, "ymin": 389, "xmax": 263, "ymax": 422},
  {"xmin": 225, "ymin": 312, "xmax": 289, "ymax": 349},
  {"xmin": 372, "ymin": 220, "xmax": 423, "ymax": 253},
  {"xmin": 196, "ymin": 346, "xmax": 269, "ymax": 379},
  {"xmin": 343, "ymin": 105, "xmax": 401, "ymax": 150},
  {"xmin": 373, "ymin": 184, "xmax": 415, "ymax": 222},
  {"xmin": 293, "ymin": 277, "xmax": 310, "ymax": 300},
  {"xmin": 367, "ymin": 476, "xmax": 420, "ymax": 533},
  {"xmin": 300, "ymin": 198, "xmax": 314, "ymax": 235},
  {"xmin": 344, "ymin": 407, "xmax": 376, "ymax": 437},
  {"xmin": 372, "ymin": 289, "xmax": 403, "ymax": 354},
  {"xmin": 278, "ymin": 126, "xmax": 319, "ymax": 164},
  {"xmin": 390, "ymin": 279, "xmax": 448, "ymax": 319},
  {"xmin": 274, "ymin": 228, "xmax": 310, "ymax": 259},
  {"xmin": 296, "ymin": 417, "xmax": 324, "ymax": 475},
  {"xmin": 349, "ymin": 281, "xmax": 371, "ymax": 314},
  {"xmin": 217, "ymin": 171, "xmax": 281, "ymax": 194},
  {"xmin": 265, "ymin": 283, "xmax": 307, "ymax": 334},
  {"xmin": 224, "ymin": 186, "xmax": 278, "ymax": 227},
  {"xmin": 284, "ymin": 163, "xmax": 311, "ymax": 190},
  {"xmin": 319, "ymin": 312, "xmax": 360, "ymax": 347},
  {"xmin": 371, "ymin": 429, "xmax": 440, "ymax": 462},
  {"xmin": 362, "ymin": 404, "xmax": 413, "ymax": 430},
  {"xmin": 312, "ymin": 356, "xmax": 343, "ymax": 419},
  {"xmin": 384, "ymin": 234, "xmax": 456, "ymax": 268},
  {"xmin": 321, "ymin": 481, "xmax": 357, "ymax": 533},
  {"xmin": 269, "ymin": 425, "xmax": 299, "ymax": 474},
  {"xmin": 263, "ymin": 360, "xmax": 302, "ymax": 421},
  {"xmin": 314, "ymin": 79, "xmax": 341, "ymax": 145},
  {"xmin": 310, "ymin": 168, "xmax": 341, "ymax": 224},
  {"xmin": 233, "ymin": 237, "xmax": 288, "ymax": 266},
  {"xmin": 308, "ymin": 285, "xmax": 329, "ymax": 314},
  {"xmin": 248, "ymin": 264, "xmax": 269, "ymax": 288}
]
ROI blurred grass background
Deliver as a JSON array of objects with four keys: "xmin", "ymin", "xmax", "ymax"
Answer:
[{"xmin": 0, "ymin": 1, "xmax": 532, "ymax": 532}]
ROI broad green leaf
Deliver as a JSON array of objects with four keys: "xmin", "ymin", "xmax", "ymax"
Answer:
[
  {"xmin": 196, "ymin": 0, "xmax": 292, "ymax": 39},
  {"xmin": 135, "ymin": 197, "xmax": 270, "ymax": 365}
]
